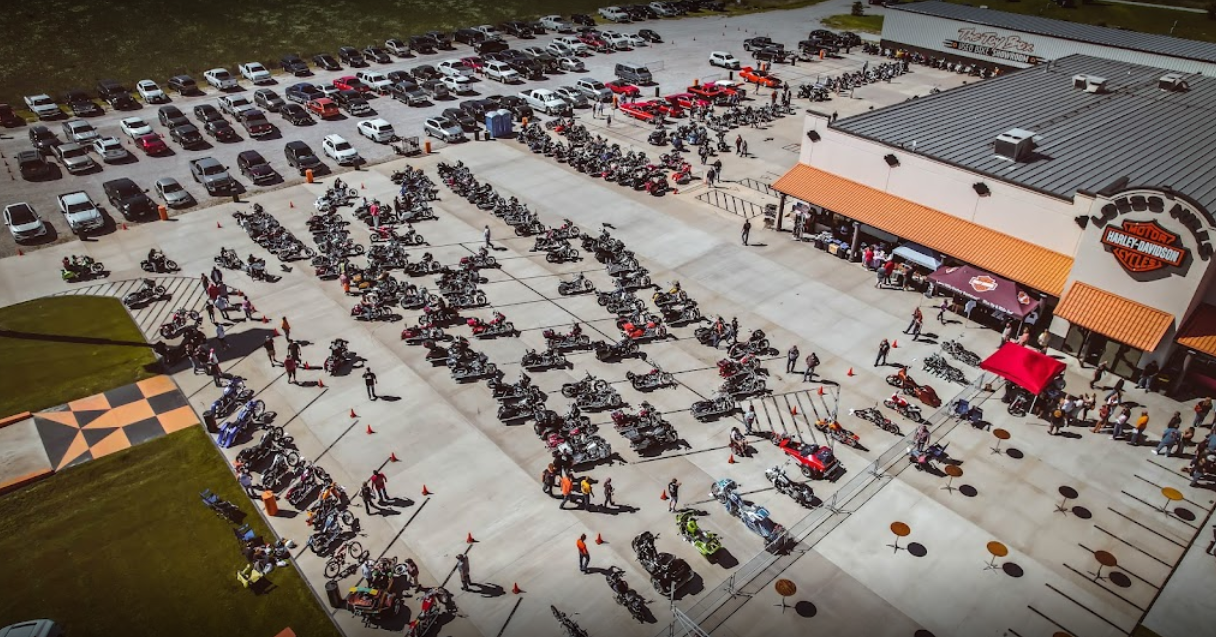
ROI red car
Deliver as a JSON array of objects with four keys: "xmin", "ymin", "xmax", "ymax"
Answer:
[
  {"xmin": 334, "ymin": 76, "xmax": 372, "ymax": 93},
  {"xmin": 705, "ymin": 80, "xmax": 748, "ymax": 98},
  {"xmin": 306, "ymin": 98, "xmax": 340, "ymax": 119},
  {"xmin": 619, "ymin": 102, "xmax": 657, "ymax": 121},
  {"xmin": 739, "ymin": 66, "xmax": 781, "ymax": 88},
  {"xmin": 772, "ymin": 433, "xmax": 844, "ymax": 480},
  {"xmin": 460, "ymin": 56, "xmax": 485, "ymax": 73},
  {"xmin": 137, "ymin": 133, "xmax": 169, "ymax": 155},
  {"xmin": 578, "ymin": 33, "xmax": 609, "ymax": 51},
  {"xmin": 640, "ymin": 99, "xmax": 683, "ymax": 118},
  {"xmin": 665, "ymin": 92, "xmax": 710, "ymax": 110},
  {"xmin": 687, "ymin": 84, "xmax": 726, "ymax": 102},
  {"xmin": 605, "ymin": 80, "xmax": 640, "ymax": 97}
]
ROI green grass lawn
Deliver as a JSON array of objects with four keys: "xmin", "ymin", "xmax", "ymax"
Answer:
[
  {"xmin": 0, "ymin": 426, "xmax": 340, "ymax": 637},
  {"xmin": 945, "ymin": 0, "xmax": 1216, "ymax": 42},
  {"xmin": 823, "ymin": 14, "xmax": 886, "ymax": 33},
  {"xmin": 0, "ymin": 296, "xmax": 159, "ymax": 417}
]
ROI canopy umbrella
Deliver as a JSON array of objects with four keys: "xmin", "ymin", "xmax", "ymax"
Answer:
[
  {"xmin": 980, "ymin": 342, "xmax": 1065, "ymax": 396},
  {"xmin": 928, "ymin": 265, "xmax": 1041, "ymax": 320},
  {"xmin": 892, "ymin": 242, "xmax": 943, "ymax": 271}
]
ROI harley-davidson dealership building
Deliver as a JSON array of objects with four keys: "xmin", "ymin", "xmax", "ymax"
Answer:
[{"xmin": 774, "ymin": 53, "xmax": 1216, "ymax": 392}]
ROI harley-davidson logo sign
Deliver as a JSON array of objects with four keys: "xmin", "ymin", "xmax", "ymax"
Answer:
[
  {"xmin": 969, "ymin": 275, "xmax": 997, "ymax": 293},
  {"xmin": 1101, "ymin": 220, "xmax": 1188, "ymax": 273}
]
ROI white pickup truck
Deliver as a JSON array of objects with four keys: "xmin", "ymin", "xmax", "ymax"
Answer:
[
  {"xmin": 599, "ymin": 6, "xmax": 632, "ymax": 22},
  {"xmin": 521, "ymin": 89, "xmax": 570, "ymax": 115},
  {"xmin": 24, "ymin": 94, "xmax": 61, "ymax": 120},
  {"xmin": 204, "ymin": 68, "xmax": 239, "ymax": 90}
]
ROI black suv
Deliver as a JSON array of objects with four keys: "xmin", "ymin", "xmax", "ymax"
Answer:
[
  {"xmin": 29, "ymin": 125, "xmax": 61, "ymax": 153},
  {"xmin": 425, "ymin": 31, "xmax": 454, "ymax": 49},
  {"xmin": 63, "ymin": 90, "xmax": 102, "ymax": 117},
  {"xmin": 313, "ymin": 53, "xmax": 341, "ymax": 71},
  {"xmin": 157, "ymin": 105, "xmax": 189, "ymax": 128},
  {"xmin": 102, "ymin": 177, "xmax": 155, "ymax": 220},
  {"xmin": 169, "ymin": 123, "xmax": 205, "ymax": 148},
  {"xmin": 280, "ymin": 103, "xmax": 313, "ymax": 125},
  {"xmin": 571, "ymin": 13, "xmax": 596, "ymax": 26},
  {"xmin": 409, "ymin": 35, "xmax": 438, "ymax": 54},
  {"xmin": 500, "ymin": 21, "xmax": 534, "ymax": 38},
  {"xmin": 97, "ymin": 80, "xmax": 137, "ymax": 110},
  {"xmin": 168, "ymin": 75, "xmax": 199, "ymax": 94},
  {"xmin": 237, "ymin": 150, "xmax": 278, "ymax": 184},
  {"xmin": 474, "ymin": 38, "xmax": 508, "ymax": 55},
  {"xmin": 284, "ymin": 140, "xmax": 323, "ymax": 174},
  {"xmin": 338, "ymin": 46, "xmax": 367, "ymax": 67},
  {"xmin": 496, "ymin": 95, "xmax": 534, "ymax": 121},
  {"xmin": 193, "ymin": 104, "xmax": 225, "ymax": 125},
  {"xmin": 17, "ymin": 150, "xmax": 53, "ymax": 180},
  {"xmin": 280, "ymin": 54, "xmax": 311, "ymax": 76},
  {"xmin": 453, "ymin": 29, "xmax": 485, "ymax": 45}
]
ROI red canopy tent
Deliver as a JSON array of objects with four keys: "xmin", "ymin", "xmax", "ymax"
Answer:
[{"xmin": 980, "ymin": 342, "xmax": 1066, "ymax": 395}]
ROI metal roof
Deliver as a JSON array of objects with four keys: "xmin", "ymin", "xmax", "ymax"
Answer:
[
  {"xmin": 896, "ymin": 1, "xmax": 1216, "ymax": 64},
  {"xmin": 832, "ymin": 55, "xmax": 1216, "ymax": 212}
]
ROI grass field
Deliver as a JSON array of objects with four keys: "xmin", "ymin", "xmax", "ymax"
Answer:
[
  {"xmin": 0, "ymin": 426, "xmax": 340, "ymax": 637},
  {"xmin": 0, "ymin": 296, "xmax": 158, "ymax": 417},
  {"xmin": 0, "ymin": 0, "xmax": 820, "ymax": 104},
  {"xmin": 822, "ymin": 13, "xmax": 886, "ymax": 33},
  {"xmin": 945, "ymin": 0, "xmax": 1216, "ymax": 42}
]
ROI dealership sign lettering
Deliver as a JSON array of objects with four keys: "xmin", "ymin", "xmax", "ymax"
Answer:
[
  {"xmin": 944, "ymin": 28, "xmax": 1041, "ymax": 65},
  {"xmin": 1091, "ymin": 190, "xmax": 1214, "ymax": 266}
]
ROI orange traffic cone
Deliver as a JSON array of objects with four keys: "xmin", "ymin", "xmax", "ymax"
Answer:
[
  {"xmin": 389, "ymin": 452, "xmax": 399, "ymax": 462},
  {"xmin": 892, "ymin": 340, "xmax": 899, "ymax": 348},
  {"xmin": 361, "ymin": 182, "xmax": 366, "ymax": 190},
  {"xmin": 17, "ymin": 249, "xmax": 23, "ymax": 256},
  {"xmin": 466, "ymin": 533, "xmax": 476, "ymax": 544},
  {"xmin": 317, "ymin": 378, "xmax": 325, "ymax": 387},
  {"xmin": 350, "ymin": 408, "xmax": 358, "ymax": 418},
  {"xmin": 660, "ymin": 490, "xmax": 668, "ymax": 501},
  {"xmin": 728, "ymin": 454, "xmax": 736, "ymax": 464},
  {"xmin": 595, "ymin": 533, "xmax": 604, "ymax": 545},
  {"xmin": 273, "ymin": 328, "xmax": 280, "ymax": 337},
  {"xmin": 121, "ymin": 223, "xmax": 128, "ymax": 231},
  {"xmin": 512, "ymin": 582, "xmax": 521, "ymax": 594},
  {"xmin": 366, "ymin": 424, "xmax": 375, "ymax": 434},
  {"xmin": 790, "ymin": 406, "xmax": 798, "ymax": 416},
  {"xmin": 302, "ymin": 361, "xmax": 310, "ymax": 370},
  {"xmin": 261, "ymin": 316, "xmax": 269, "ymax": 324},
  {"xmin": 421, "ymin": 484, "xmax": 430, "ymax": 496},
  {"xmin": 216, "ymin": 221, "xmax": 222, "ymax": 229},
  {"xmin": 818, "ymin": 386, "xmax": 824, "ymax": 396},
  {"xmin": 289, "ymin": 201, "xmax": 294, "ymax": 208},
  {"xmin": 847, "ymin": 367, "xmax": 855, "ymax": 377}
]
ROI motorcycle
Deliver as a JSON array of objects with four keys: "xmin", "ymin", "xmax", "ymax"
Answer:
[
  {"xmin": 141, "ymin": 252, "xmax": 179, "ymax": 273},
  {"xmin": 594, "ymin": 338, "xmax": 641, "ymax": 362},
  {"xmin": 605, "ymin": 567, "xmax": 647, "ymax": 623},
  {"xmin": 159, "ymin": 308, "xmax": 202, "ymax": 339},
  {"xmin": 550, "ymin": 605, "xmax": 589, "ymax": 637},
  {"xmin": 691, "ymin": 392, "xmax": 736, "ymax": 421},
  {"xmin": 400, "ymin": 287, "xmax": 440, "ymax": 310},
  {"xmin": 545, "ymin": 242, "xmax": 581, "ymax": 263},
  {"xmin": 284, "ymin": 460, "xmax": 330, "ymax": 506},
  {"xmin": 631, "ymin": 531, "xmax": 694, "ymax": 595},
  {"xmin": 574, "ymin": 387, "xmax": 624, "ymax": 412},
  {"xmin": 400, "ymin": 324, "xmax": 446, "ymax": 344},
  {"xmin": 350, "ymin": 301, "xmax": 392, "ymax": 322},
  {"xmin": 552, "ymin": 433, "xmax": 613, "ymax": 467},
  {"xmin": 883, "ymin": 393, "xmax": 925, "ymax": 423},
  {"xmin": 618, "ymin": 317, "xmax": 668, "ymax": 342},
  {"xmin": 545, "ymin": 326, "xmax": 592, "ymax": 351},
  {"xmin": 851, "ymin": 406, "xmax": 902, "ymax": 435},
  {"xmin": 407, "ymin": 588, "xmax": 455, "ymax": 637},
  {"xmin": 719, "ymin": 370, "xmax": 767, "ymax": 398},
  {"xmin": 766, "ymin": 465, "xmax": 817, "ymax": 508},
  {"xmin": 497, "ymin": 396, "xmax": 544, "ymax": 424},
  {"xmin": 562, "ymin": 372, "xmax": 609, "ymax": 398},
  {"xmin": 557, "ymin": 272, "xmax": 596, "ymax": 296},
  {"xmin": 627, "ymin": 367, "xmax": 675, "ymax": 392},
  {"xmin": 324, "ymin": 338, "xmax": 358, "ymax": 374},
  {"xmin": 675, "ymin": 511, "xmax": 722, "ymax": 558},
  {"xmin": 60, "ymin": 255, "xmax": 106, "ymax": 282},
  {"xmin": 467, "ymin": 312, "xmax": 516, "ymax": 339},
  {"xmin": 908, "ymin": 443, "xmax": 950, "ymax": 471},
  {"xmin": 121, "ymin": 278, "xmax": 169, "ymax": 309},
  {"xmin": 711, "ymin": 478, "xmax": 788, "ymax": 553},
  {"xmin": 727, "ymin": 329, "xmax": 773, "ymax": 358},
  {"xmin": 652, "ymin": 283, "xmax": 688, "ymax": 308},
  {"xmin": 459, "ymin": 248, "xmax": 498, "ymax": 270},
  {"xmin": 814, "ymin": 419, "xmax": 861, "ymax": 448},
  {"xmin": 207, "ymin": 377, "xmax": 254, "ymax": 419},
  {"xmin": 216, "ymin": 399, "xmax": 269, "ymax": 448},
  {"xmin": 521, "ymin": 347, "xmax": 570, "ymax": 371},
  {"xmin": 487, "ymin": 373, "xmax": 543, "ymax": 403},
  {"xmin": 450, "ymin": 357, "xmax": 500, "ymax": 383}
]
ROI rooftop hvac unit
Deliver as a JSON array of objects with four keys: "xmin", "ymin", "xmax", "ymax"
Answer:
[
  {"xmin": 994, "ymin": 128, "xmax": 1036, "ymax": 162},
  {"xmin": 1159, "ymin": 73, "xmax": 1189, "ymax": 92},
  {"xmin": 1072, "ymin": 74, "xmax": 1089, "ymax": 89},
  {"xmin": 1085, "ymin": 76, "xmax": 1108, "ymax": 93}
]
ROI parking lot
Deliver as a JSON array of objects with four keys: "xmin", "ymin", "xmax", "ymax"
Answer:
[{"xmin": 0, "ymin": 2, "xmax": 917, "ymax": 258}]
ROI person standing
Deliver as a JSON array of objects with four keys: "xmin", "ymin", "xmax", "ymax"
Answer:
[
  {"xmin": 1089, "ymin": 361, "xmax": 1109, "ymax": 389},
  {"xmin": 484, "ymin": 225, "xmax": 492, "ymax": 249},
  {"xmin": 741, "ymin": 219, "xmax": 751, "ymax": 246},
  {"xmin": 200, "ymin": 272, "xmax": 211, "ymax": 291},
  {"xmin": 204, "ymin": 299, "xmax": 217, "ymax": 324},
  {"xmin": 187, "ymin": 346, "xmax": 202, "ymax": 374},
  {"xmin": 904, "ymin": 308, "xmax": 922, "ymax": 334},
  {"xmin": 913, "ymin": 424, "xmax": 930, "ymax": 451},
  {"xmin": 743, "ymin": 404, "xmax": 757, "ymax": 434},
  {"xmin": 541, "ymin": 464, "xmax": 556, "ymax": 497},
  {"xmin": 560, "ymin": 472, "xmax": 575, "ymax": 509},
  {"xmin": 875, "ymin": 339, "xmax": 891, "ymax": 367},
  {"xmin": 735, "ymin": 134, "xmax": 742, "ymax": 155},
  {"xmin": 1156, "ymin": 416, "xmax": 1182, "ymax": 457},
  {"xmin": 910, "ymin": 313, "xmax": 923, "ymax": 342},
  {"xmin": 215, "ymin": 295, "xmax": 231, "ymax": 321},
  {"xmin": 363, "ymin": 368, "xmax": 378, "ymax": 400},
  {"xmin": 1130, "ymin": 411, "xmax": 1150, "ymax": 446},
  {"xmin": 1000, "ymin": 319, "xmax": 1014, "ymax": 342},
  {"xmin": 580, "ymin": 476, "xmax": 594, "ymax": 510},
  {"xmin": 214, "ymin": 323, "xmax": 229, "ymax": 350},
  {"xmin": 242, "ymin": 297, "xmax": 255, "ymax": 321},
  {"xmin": 603, "ymin": 478, "xmax": 615, "ymax": 509},
  {"xmin": 1137, "ymin": 360, "xmax": 1160, "ymax": 390},
  {"xmin": 360, "ymin": 481, "xmax": 381, "ymax": 514},
  {"xmin": 803, "ymin": 352, "xmax": 820, "ymax": 382},
  {"xmin": 667, "ymin": 478, "xmax": 680, "ymax": 512},
  {"xmin": 741, "ymin": 139, "xmax": 748, "ymax": 156},
  {"xmin": 713, "ymin": 158, "xmax": 723, "ymax": 180},
  {"xmin": 1037, "ymin": 330, "xmax": 1051, "ymax": 353},
  {"xmin": 1111, "ymin": 406, "xmax": 1131, "ymax": 440},
  {"xmin": 239, "ymin": 470, "xmax": 258, "ymax": 497},
  {"xmin": 370, "ymin": 470, "xmax": 389, "ymax": 502},
  {"xmin": 1195, "ymin": 397, "xmax": 1213, "ymax": 428},
  {"xmin": 264, "ymin": 335, "xmax": 277, "ymax": 365},
  {"xmin": 576, "ymin": 534, "xmax": 590, "ymax": 573},
  {"xmin": 280, "ymin": 316, "xmax": 292, "ymax": 342},
  {"xmin": 786, "ymin": 345, "xmax": 799, "ymax": 374},
  {"xmin": 456, "ymin": 553, "xmax": 471, "ymax": 591},
  {"xmin": 210, "ymin": 265, "xmax": 224, "ymax": 285}
]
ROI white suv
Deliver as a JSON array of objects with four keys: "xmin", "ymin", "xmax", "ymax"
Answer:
[
  {"xmin": 357, "ymin": 118, "xmax": 395, "ymax": 143},
  {"xmin": 322, "ymin": 134, "xmax": 360, "ymax": 165}
]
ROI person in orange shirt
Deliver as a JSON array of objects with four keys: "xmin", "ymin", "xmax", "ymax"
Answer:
[
  {"xmin": 576, "ymin": 533, "xmax": 590, "ymax": 573},
  {"xmin": 559, "ymin": 473, "xmax": 575, "ymax": 509}
]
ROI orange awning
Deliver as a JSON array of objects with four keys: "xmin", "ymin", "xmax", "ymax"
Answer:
[
  {"xmin": 1177, "ymin": 303, "xmax": 1216, "ymax": 358},
  {"xmin": 773, "ymin": 164, "xmax": 1072, "ymax": 296},
  {"xmin": 1054, "ymin": 282, "xmax": 1173, "ymax": 352}
]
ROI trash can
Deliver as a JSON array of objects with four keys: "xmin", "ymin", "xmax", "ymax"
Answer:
[
  {"xmin": 203, "ymin": 409, "xmax": 217, "ymax": 433},
  {"xmin": 325, "ymin": 580, "xmax": 343, "ymax": 609},
  {"xmin": 261, "ymin": 490, "xmax": 278, "ymax": 516}
]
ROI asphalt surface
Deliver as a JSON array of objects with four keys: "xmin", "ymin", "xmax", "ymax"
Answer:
[{"xmin": 0, "ymin": 6, "xmax": 877, "ymax": 258}]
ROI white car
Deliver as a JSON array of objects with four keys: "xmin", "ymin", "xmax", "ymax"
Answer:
[
  {"xmin": 554, "ymin": 86, "xmax": 589, "ymax": 108},
  {"xmin": 136, "ymin": 79, "xmax": 169, "ymax": 103},
  {"xmin": 484, "ymin": 60, "xmax": 520, "ymax": 83},
  {"xmin": 521, "ymin": 89, "xmax": 569, "ymax": 115},
  {"xmin": 547, "ymin": 41, "xmax": 575, "ymax": 57},
  {"xmin": 357, "ymin": 118, "xmax": 395, "ymax": 143},
  {"xmin": 119, "ymin": 116, "xmax": 153, "ymax": 139},
  {"xmin": 239, "ymin": 62, "xmax": 273, "ymax": 84},
  {"xmin": 601, "ymin": 32, "xmax": 633, "ymax": 51},
  {"xmin": 539, "ymin": 15, "xmax": 574, "ymax": 32},
  {"xmin": 91, "ymin": 137, "xmax": 129, "ymax": 162},
  {"xmin": 322, "ymin": 134, "xmax": 360, "ymax": 165},
  {"xmin": 709, "ymin": 51, "xmax": 741, "ymax": 69},
  {"xmin": 62, "ymin": 119, "xmax": 99, "ymax": 143},
  {"xmin": 438, "ymin": 59, "xmax": 474, "ymax": 78},
  {"xmin": 57, "ymin": 191, "xmax": 104, "ymax": 235},
  {"xmin": 204, "ymin": 68, "xmax": 238, "ymax": 90},
  {"xmin": 4, "ymin": 202, "xmax": 48, "ymax": 242},
  {"xmin": 650, "ymin": 1, "xmax": 679, "ymax": 16},
  {"xmin": 441, "ymin": 75, "xmax": 474, "ymax": 94},
  {"xmin": 554, "ymin": 37, "xmax": 588, "ymax": 55},
  {"xmin": 599, "ymin": 6, "xmax": 632, "ymax": 22},
  {"xmin": 623, "ymin": 33, "xmax": 647, "ymax": 48},
  {"xmin": 474, "ymin": 25, "xmax": 501, "ymax": 38},
  {"xmin": 424, "ymin": 117, "xmax": 465, "ymax": 143},
  {"xmin": 355, "ymin": 71, "xmax": 393, "ymax": 93},
  {"xmin": 558, "ymin": 56, "xmax": 586, "ymax": 72},
  {"xmin": 155, "ymin": 177, "xmax": 193, "ymax": 208}
]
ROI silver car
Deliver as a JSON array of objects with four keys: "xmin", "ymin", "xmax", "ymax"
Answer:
[
  {"xmin": 558, "ymin": 56, "xmax": 586, "ymax": 73},
  {"xmin": 554, "ymin": 86, "xmax": 589, "ymax": 108},
  {"xmin": 423, "ymin": 117, "xmax": 466, "ymax": 143},
  {"xmin": 4, "ymin": 202, "xmax": 48, "ymax": 241},
  {"xmin": 155, "ymin": 177, "xmax": 194, "ymax": 208},
  {"xmin": 92, "ymin": 136, "xmax": 130, "ymax": 162}
]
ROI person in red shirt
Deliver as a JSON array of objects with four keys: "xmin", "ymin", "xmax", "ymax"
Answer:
[
  {"xmin": 369, "ymin": 470, "xmax": 388, "ymax": 502},
  {"xmin": 576, "ymin": 534, "xmax": 590, "ymax": 573}
]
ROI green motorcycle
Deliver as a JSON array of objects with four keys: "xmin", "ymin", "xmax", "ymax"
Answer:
[{"xmin": 676, "ymin": 511, "xmax": 722, "ymax": 558}]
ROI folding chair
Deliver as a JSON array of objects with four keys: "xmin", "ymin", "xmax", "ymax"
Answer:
[
  {"xmin": 233, "ymin": 524, "xmax": 258, "ymax": 546},
  {"xmin": 951, "ymin": 399, "xmax": 971, "ymax": 421},
  {"xmin": 967, "ymin": 406, "xmax": 987, "ymax": 430}
]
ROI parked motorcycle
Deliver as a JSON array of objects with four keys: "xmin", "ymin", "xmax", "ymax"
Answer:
[
  {"xmin": 558, "ymin": 272, "xmax": 596, "ymax": 296},
  {"xmin": 765, "ymin": 465, "xmax": 816, "ymax": 508},
  {"xmin": 594, "ymin": 338, "xmax": 641, "ymax": 362},
  {"xmin": 467, "ymin": 312, "xmax": 516, "ymax": 339},
  {"xmin": 850, "ymin": 406, "xmax": 902, "ymax": 435},
  {"xmin": 691, "ymin": 392, "xmax": 737, "ymax": 421},
  {"xmin": 141, "ymin": 251, "xmax": 179, "ymax": 273},
  {"xmin": 675, "ymin": 511, "xmax": 722, "ymax": 558},
  {"xmin": 60, "ymin": 255, "xmax": 106, "ymax": 282},
  {"xmin": 632, "ymin": 531, "xmax": 694, "ymax": 595},
  {"xmin": 544, "ymin": 325, "xmax": 592, "ymax": 351},
  {"xmin": 814, "ymin": 419, "xmax": 861, "ymax": 448},
  {"xmin": 627, "ymin": 366, "xmax": 675, "ymax": 392},
  {"xmin": 605, "ymin": 567, "xmax": 647, "ymax": 623},
  {"xmin": 122, "ymin": 278, "xmax": 169, "ymax": 309},
  {"xmin": 711, "ymin": 478, "xmax": 788, "ymax": 553},
  {"xmin": 883, "ymin": 393, "xmax": 925, "ymax": 423},
  {"xmin": 159, "ymin": 308, "xmax": 202, "ymax": 339},
  {"xmin": 521, "ymin": 347, "xmax": 570, "ymax": 371}
]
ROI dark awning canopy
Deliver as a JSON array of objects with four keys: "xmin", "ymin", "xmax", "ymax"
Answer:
[{"xmin": 929, "ymin": 265, "xmax": 1041, "ymax": 319}]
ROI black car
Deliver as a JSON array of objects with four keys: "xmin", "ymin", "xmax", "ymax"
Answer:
[
  {"xmin": 425, "ymin": 31, "xmax": 454, "ymax": 49},
  {"xmin": 29, "ymin": 125, "xmax": 61, "ymax": 152},
  {"xmin": 453, "ymin": 28, "xmax": 485, "ymax": 45},
  {"xmin": 0, "ymin": 103, "xmax": 22, "ymax": 127},
  {"xmin": 280, "ymin": 103, "xmax": 313, "ymax": 125},
  {"xmin": 193, "ymin": 104, "xmax": 225, "ymax": 125},
  {"xmin": 237, "ymin": 150, "xmax": 277, "ymax": 184},
  {"xmin": 158, "ymin": 105, "xmax": 189, "ymax": 128},
  {"xmin": 363, "ymin": 45, "xmax": 392, "ymax": 64},
  {"xmin": 205, "ymin": 120, "xmax": 239, "ymax": 141},
  {"xmin": 496, "ymin": 95, "xmax": 534, "ymax": 120},
  {"xmin": 169, "ymin": 123, "xmax": 205, "ymax": 148},
  {"xmin": 412, "ymin": 65, "xmax": 440, "ymax": 81},
  {"xmin": 313, "ymin": 53, "xmax": 341, "ymax": 70},
  {"xmin": 254, "ymin": 88, "xmax": 286, "ymax": 112},
  {"xmin": 754, "ymin": 45, "xmax": 788, "ymax": 62},
  {"xmin": 571, "ymin": 13, "xmax": 596, "ymax": 26},
  {"xmin": 474, "ymin": 38, "xmax": 508, "ymax": 55},
  {"xmin": 409, "ymin": 35, "xmax": 438, "ymax": 54},
  {"xmin": 280, "ymin": 54, "xmax": 311, "ymax": 76},
  {"xmin": 168, "ymin": 75, "xmax": 200, "ymax": 94},
  {"xmin": 386, "ymin": 70, "xmax": 413, "ymax": 84},
  {"xmin": 336, "ymin": 92, "xmax": 373, "ymax": 115},
  {"xmin": 63, "ymin": 90, "xmax": 102, "ymax": 117},
  {"xmin": 97, "ymin": 80, "xmax": 138, "ymax": 110},
  {"xmin": 285, "ymin": 83, "xmax": 322, "ymax": 104},
  {"xmin": 442, "ymin": 107, "xmax": 478, "ymax": 132},
  {"xmin": 529, "ymin": 21, "xmax": 548, "ymax": 35},
  {"xmin": 459, "ymin": 98, "xmax": 491, "ymax": 119},
  {"xmin": 500, "ymin": 21, "xmax": 534, "ymax": 38},
  {"xmin": 102, "ymin": 177, "xmax": 155, "ymax": 220},
  {"xmin": 638, "ymin": 29, "xmax": 662, "ymax": 43},
  {"xmin": 627, "ymin": 4, "xmax": 658, "ymax": 19},
  {"xmin": 17, "ymin": 150, "xmax": 53, "ymax": 180},
  {"xmin": 284, "ymin": 140, "xmax": 323, "ymax": 174},
  {"xmin": 338, "ymin": 46, "xmax": 367, "ymax": 67},
  {"xmin": 507, "ymin": 57, "xmax": 543, "ymax": 80}
]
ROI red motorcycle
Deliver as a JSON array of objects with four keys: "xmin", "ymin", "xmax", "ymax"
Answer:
[{"xmin": 467, "ymin": 312, "xmax": 516, "ymax": 338}]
